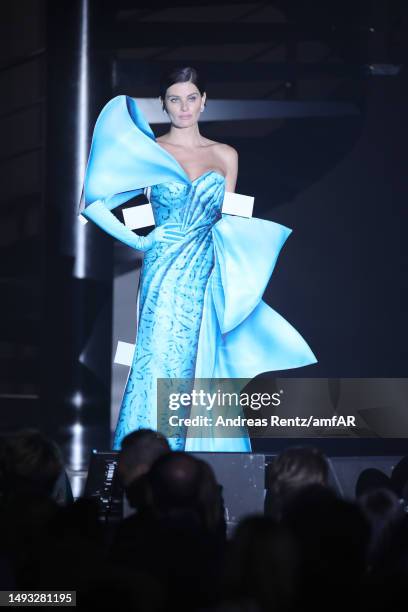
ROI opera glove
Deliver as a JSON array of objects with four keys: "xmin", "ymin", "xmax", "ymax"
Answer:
[{"xmin": 81, "ymin": 199, "xmax": 184, "ymax": 253}]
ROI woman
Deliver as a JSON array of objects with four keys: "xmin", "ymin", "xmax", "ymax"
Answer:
[{"xmin": 79, "ymin": 66, "xmax": 317, "ymax": 453}]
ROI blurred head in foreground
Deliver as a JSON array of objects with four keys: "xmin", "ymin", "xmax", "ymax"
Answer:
[
  {"xmin": 265, "ymin": 446, "xmax": 329, "ymax": 519},
  {"xmin": 0, "ymin": 428, "xmax": 64, "ymax": 503},
  {"xmin": 117, "ymin": 428, "xmax": 171, "ymax": 488}
]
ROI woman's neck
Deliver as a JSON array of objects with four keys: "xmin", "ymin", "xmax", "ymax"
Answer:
[{"xmin": 164, "ymin": 123, "xmax": 203, "ymax": 148}]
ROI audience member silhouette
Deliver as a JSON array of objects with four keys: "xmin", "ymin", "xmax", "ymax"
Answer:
[
  {"xmin": 358, "ymin": 487, "xmax": 405, "ymax": 566},
  {"xmin": 0, "ymin": 430, "xmax": 66, "ymax": 594},
  {"xmin": 283, "ymin": 484, "xmax": 370, "ymax": 612},
  {"xmin": 110, "ymin": 451, "xmax": 226, "ymax": 610},
  {"xmin": 0, "ymin": 429, "xmax": 65, "ymax": 503},
  {"xmin": 220, "ymin": 515, "xmax": 298, "ymax": 612},
  {"xmin": 264, "ymin": 446, "xmax": 329, "ymax": 519},
  {"xmin": 116, "ymin": 428, "xmax": 171, "ymax": 511}
]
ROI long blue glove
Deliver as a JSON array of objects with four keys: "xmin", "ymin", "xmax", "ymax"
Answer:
[{"xmin": 81, "ymin": 199, "xmax": 183, "ymax": 252}]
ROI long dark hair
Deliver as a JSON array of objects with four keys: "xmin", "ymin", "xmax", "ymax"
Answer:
[{"xmin": 159, "ymin": 66, "xmax": 207, "ymax": 111}]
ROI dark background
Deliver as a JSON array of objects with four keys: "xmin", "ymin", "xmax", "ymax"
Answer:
[{"xmin": 0, "ymin": 0, "xmax": 407, "ymax": 468}]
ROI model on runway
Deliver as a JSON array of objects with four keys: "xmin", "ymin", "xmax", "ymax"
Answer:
[{"xmin": 79, "ymin": 66, "xmax": 317, "ymax": 452}]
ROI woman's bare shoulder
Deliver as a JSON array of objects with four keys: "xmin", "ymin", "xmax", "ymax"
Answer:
[
  {"xmin": 206, "ymin": 138, "xmax": 237, "ymax": 153},
  {"xmin": 210, "ymin": 142, "xmax": 238, "ymax": 189},
  {"xmin": 209, "ymin": 140, "xmax": 238, "ymax": 164}
]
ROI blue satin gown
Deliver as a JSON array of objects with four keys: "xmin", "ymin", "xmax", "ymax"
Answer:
[{"xmin": 80, "ymin": 95, "xmax": 318, "ymax": 452}]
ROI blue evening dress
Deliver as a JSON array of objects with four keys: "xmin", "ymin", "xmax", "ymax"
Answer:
[{"xmin": 80, "ymin": 95, "xmax": 317, "ymax": 453}]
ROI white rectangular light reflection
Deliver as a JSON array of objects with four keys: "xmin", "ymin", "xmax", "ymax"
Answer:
[
  {"xmin": 114, "ymin": 340, "xmax": 135, "ymax": 366},
  {"xmin": 122, "ymin": 203, "xmax": 155, "ymax": 230},
  {"xmin": 222, "ymin": 191, "xmax": 254, "ymax": 217}
]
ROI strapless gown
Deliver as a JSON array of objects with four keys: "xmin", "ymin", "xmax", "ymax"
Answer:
[{"xmin": 79, "ymin": 95, "xmax": 318, "ymax": 452}]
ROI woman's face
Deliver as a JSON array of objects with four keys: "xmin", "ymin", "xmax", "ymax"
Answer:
[{"xmin": 161, "ymin": 81, "xmax": 206, "ymax": 127}]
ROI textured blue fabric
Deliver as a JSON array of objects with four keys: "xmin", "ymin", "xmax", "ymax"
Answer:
[{"xmin": 80, "ymin": 95, "xmax": 318, "ymax": 452}]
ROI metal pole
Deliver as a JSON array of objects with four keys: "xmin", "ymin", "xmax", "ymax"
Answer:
[{"xmin": 42, "ymin": 0, "xmax": 113, "ymax": 479}]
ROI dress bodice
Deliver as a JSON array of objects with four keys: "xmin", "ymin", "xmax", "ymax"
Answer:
[{"xmin": 150, "ymin": 170, "xmax": 225, "ymax": 231}]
